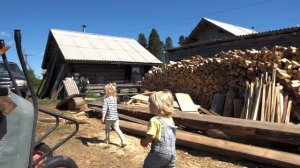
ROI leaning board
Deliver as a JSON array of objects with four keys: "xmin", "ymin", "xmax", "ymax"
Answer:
[{"xmin": 175, "ymin": 93, "xmax": 198, "ymax": 112}]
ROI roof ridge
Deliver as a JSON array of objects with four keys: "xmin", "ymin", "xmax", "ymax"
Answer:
[{"xmin": 50, "ymin": 28, "xmax": 135, "ymax": 41}]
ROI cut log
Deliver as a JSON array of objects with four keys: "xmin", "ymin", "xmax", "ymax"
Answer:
[
  {"xmin": 120, "ymin": 120, "xmax": 300, "ymax": 168},
  {"xmin": 68, "ymin": 97, "xmax": 85, "ymax": 111}
]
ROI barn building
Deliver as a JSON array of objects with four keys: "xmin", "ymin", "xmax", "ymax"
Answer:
[
  {"xmin": 168, "ymin": 18, "xmax": 300, "ymax": 61},
  {"xmin": 38, "ymin": 29, "xmax": 161, "ymax": 98}
]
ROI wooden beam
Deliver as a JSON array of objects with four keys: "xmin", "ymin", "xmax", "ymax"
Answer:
[
  {"xmin": 50, "ymin": 64, "xmax": 66, "ymax": 99},
  {"xmin": 116, "ymin": 104, "xmax": 300, "ymax": 146},
  {"xmin": 119, "ymin": 120, "xmax": 300, "ymax": 168}
]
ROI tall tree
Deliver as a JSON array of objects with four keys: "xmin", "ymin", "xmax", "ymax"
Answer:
[
  {"xmin": 178, "ymin": 35, "xmax": 186, "ymax": 46},
  {"xmin": 148, "ymin": 28, "xmax": 163, "ymax": 60},
  {"xmin": 137, "ymin": 33, "xmax": 147, "ymax": 48},
  {"xmin": 164, "ymin": 36, "xmax": 173, "ymax": 50},
  {"xmin": 162, "ymin": 37, "xmax": 173, "ymax": 63}
]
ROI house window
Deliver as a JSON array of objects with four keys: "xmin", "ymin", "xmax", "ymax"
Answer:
[{"xmin": 132, "ymin": 67, "xmax": 140, "ymax": 74}]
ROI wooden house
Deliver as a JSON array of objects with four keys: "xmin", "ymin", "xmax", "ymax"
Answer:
[
  {"xmin": 184, "ymin": 17, "xmax": 254, "ymax": 45},
  {"xmin": 168, "ymin": 18, "xmax": 300, "ymax": 61},
  {"xmin": 38, "ymin": 29, "xmax": 161, "ymax": 98}
]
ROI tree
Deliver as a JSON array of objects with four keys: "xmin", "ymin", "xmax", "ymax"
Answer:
[
  {"xmin": 148, "ymin": 28, "xmax": 163, "ymax": 60},
  {"xmin": 137, "ymin": 33, "xmax": 147, "ymax": 48},
  {"xmin": 178, "ymin": 35, "xmax": 187, "ymax": 46},
  {"xmin": 164, "ymin": 36, "xmax": 173, "ymax": 50},
  {"xmin": 28, "ymin": 68, "xmax": 41, "ymax": 92},
  {"xmin": 162, "ymin": 37, "xmax": 173, "ymax": 63}
]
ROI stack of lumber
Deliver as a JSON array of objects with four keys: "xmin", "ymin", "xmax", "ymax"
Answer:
[
  {"xmin": 142, "ymin": 46, "xmax": 300, "ymax": 123},
  {"xmin": 240, "ymin": 68, "xmax": 293, "ymax": 123},
  {"xmin": 125, "ymin": 92, "xmax": 218, "ymax": 115}
]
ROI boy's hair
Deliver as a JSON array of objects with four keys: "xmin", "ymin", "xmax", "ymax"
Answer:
[
  {"xmin": 104, "ymin": 83, "xmax": 117, "ymax": 97},
  {"xmin": 149, "ymin": 90, "xmax": 174, "ymax": 116}
]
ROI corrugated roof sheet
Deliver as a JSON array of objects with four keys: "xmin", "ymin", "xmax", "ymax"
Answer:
[
  {"xmin": 204, "ymin": 17, "xmax": 256, "ymax": 36},
  {"xmin": 50, "ymin": 29, "xmax": 162, "ymax": 64}
]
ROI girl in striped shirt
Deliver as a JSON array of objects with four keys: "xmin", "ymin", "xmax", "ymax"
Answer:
[{"xmin": 101, "ymin": 83, "xmax": 127, "ymax": 147}]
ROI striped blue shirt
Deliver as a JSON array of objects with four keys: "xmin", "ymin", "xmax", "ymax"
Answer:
[{"xmin": 102, "ymin": 97, "xmax": 119, "ymax": 121}]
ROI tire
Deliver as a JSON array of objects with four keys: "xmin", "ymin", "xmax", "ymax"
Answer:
[
  {"xmin": 42, "ymin": 155, "xmax": 78, "ymax": 168},
  {"xmin": 34, "ymin": 142, "xmax": 53, "ymax": 157}
]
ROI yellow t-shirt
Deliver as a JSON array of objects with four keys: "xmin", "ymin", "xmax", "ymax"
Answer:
[{"xmin": 146, "ymin": 116, "xmax": 174, "ymax": 141}]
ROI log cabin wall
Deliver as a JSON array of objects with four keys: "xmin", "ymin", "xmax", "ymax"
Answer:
[
  {"xmin": 169, "ymin": 28, "xmax": 300, "ymax": 61},
  {"xmin": 67, "ymin": 63, "xmax": 147, "ymax": 84},
  {"xmin": 185, "ymin": 23, "xmax": 234, "ymax": 44}
]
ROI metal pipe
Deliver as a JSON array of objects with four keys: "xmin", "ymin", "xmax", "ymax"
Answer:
[{"xmin": 14, "ymin": 29, "xmax": 38, "ymax": 167}]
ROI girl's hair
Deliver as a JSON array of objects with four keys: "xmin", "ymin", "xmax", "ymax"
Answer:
[
  {"xmin": 104, "ymin": 83, "xmax": 117, "ymax": 97},
  {"xmin": 149, "ymin": 90, "xmax": 174, "ymax": 116}
]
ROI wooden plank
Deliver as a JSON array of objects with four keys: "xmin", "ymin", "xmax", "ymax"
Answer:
[
  {"xmin": 233, "ymin": 99, "xmax": 243, "ymax": 118},
  {"xmin": 131, "ymin": 94, "xmax": 179, "ymax": 108},
  {"xmin": 285, "ymin": 100, "xmax": 293, "ymax": 123},
  {"xmin": 50, "ymin": 64, "xmax": 66, "ymax": 99},
  {"xmin": 245, "ymin": 82, "xmax": 254, "ymax": 119},
  {"xmin": 175, "ymin": 93, "xmax": 198, "ymax": 112},
  {"xmin": 210, "ymin": 93, "xmax": 226, "ymax": 115},
  {"xmin": 198, "ymin": 105, "xmax": 220, "ymax": 116},
  {"xmin": 281, "ymin": 95, "xmax": 289, "ymax": 123},
  {"xmin": 270, "ymin": 66, "xmax": 277, "ymax": 122},
  {"xmin": 260, "ymin": 84, "xmax": 266, "ymax": 121},
  {"xmin": 63, "ymin": 78, "xmax": 80, "ymax": 96},
  {"xmin": 251, "ymin": 79, "xmax": 262, "ymax": 120},
  {"xmin": 222, "ymin": 89, "xmax": 235, "ymax": 117},
  {"xmin": 120, "ymin": 120, "xmax": 300, "ymax": 168}
]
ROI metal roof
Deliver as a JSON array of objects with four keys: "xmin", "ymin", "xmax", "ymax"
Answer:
[
  {"xmin": 203, "ymin": 17, "xmax": 256, "ymax": 36},
  {"xmin": 50, "ymin": 29, "xmax": 162, "ymax": 64}
]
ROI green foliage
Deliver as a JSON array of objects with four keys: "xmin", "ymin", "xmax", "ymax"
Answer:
[
  {"xmin": 28, "ymin": 68, "xmax": 41, "ymax": 92},
  {"xmin": 137, "ymin": 33, "xmax": 147, "ymax": 48},
  {"xmin": 164, "ymin": 36, "xmax": 174, "ymax": 50},
  {"xmin": 161, "ymin": 36, "xmax": 173, "ymax": 63},
  {"xmin": 148, "ymin": 28, "xmax": 164, "ymax": 60},
  {"xmin": 178, "ymin": 35, "xmax": 187, "ymax": 46}
]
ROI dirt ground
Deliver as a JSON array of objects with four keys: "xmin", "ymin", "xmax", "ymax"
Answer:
[{"xmin": 36, "ymin": 101, "xmax": 276, "ymax": 168}]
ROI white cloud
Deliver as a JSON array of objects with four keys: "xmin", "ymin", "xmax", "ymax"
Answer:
[{"xmin": 0, "ymin": 31, "xmax": 10, "ymax": 38}]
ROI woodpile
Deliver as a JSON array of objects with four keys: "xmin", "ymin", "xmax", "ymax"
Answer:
[{"xmin": 142, "ymin": 46, "xmax": 300, "ymax": 123}]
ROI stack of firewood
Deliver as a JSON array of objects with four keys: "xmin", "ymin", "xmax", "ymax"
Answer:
[{"xmin": 142, "ymin": 46, "xmax": 300, "ymax": 122}]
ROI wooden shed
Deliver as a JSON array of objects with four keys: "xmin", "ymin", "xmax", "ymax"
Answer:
[
  {"xmin": 168, "ymin": 18, "xmax": 300, "ymax": 61},
  {"xmin": 38, "ymin": 29, "xmax": 161, "ymax": 99}
]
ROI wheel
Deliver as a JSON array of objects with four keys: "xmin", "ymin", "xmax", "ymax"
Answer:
[
  {"xmin": 34, "ymin": 142, "xmax": 53, "ymax": 157},
  {"xmin": 33, "ymin": 142, "xmax": 53, "ymax": 167},
  {"xmin": 42, "ymin": 155, "xmax": 78, "ymax": 168}
]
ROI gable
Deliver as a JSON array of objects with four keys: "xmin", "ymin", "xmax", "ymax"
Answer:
[{"xmin": 185, "ymin": 18, "xmax": 255, "ymax": 44}]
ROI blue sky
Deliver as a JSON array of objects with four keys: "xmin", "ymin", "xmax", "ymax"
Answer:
[{"xmin": 1, "ymin": 0, "xmax": 299, "ymax": 78}]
